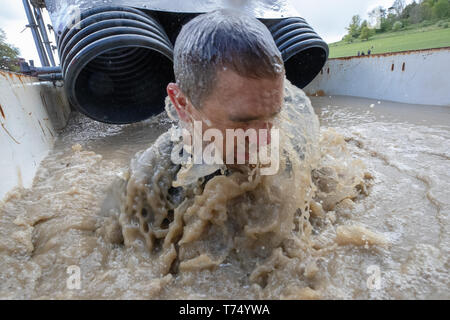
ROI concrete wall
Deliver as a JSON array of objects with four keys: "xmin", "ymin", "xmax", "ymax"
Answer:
[
  {"xmin": 304, "ymin": 47, "xmax": 450, "ymax": 107},
  {"xmin": 0, "ymin": 71, "xmax": 70, "ymax": 200}
]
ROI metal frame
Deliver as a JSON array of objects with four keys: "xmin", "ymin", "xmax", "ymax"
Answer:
[{"xmin": 22, "ymin": 0, "xmax": 56, "ymax": 67}]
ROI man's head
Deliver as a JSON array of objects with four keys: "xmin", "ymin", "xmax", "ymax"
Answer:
[{"xmin": 167, "ymin": 9, "xmax": 285, "ymax": 162}]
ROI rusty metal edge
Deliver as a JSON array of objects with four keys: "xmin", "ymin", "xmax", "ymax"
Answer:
[
  {"xmin": 0, "ymin": 70, "xmax": 37, "ymax": 85},
  {"xmin": 330, "ymin": 46, "xmax": 450, "ymax": 61}
]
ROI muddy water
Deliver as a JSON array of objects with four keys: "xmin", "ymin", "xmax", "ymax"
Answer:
[{"xmin": 0, "ymin": 83, "xmax": 448, "ymax": 299}]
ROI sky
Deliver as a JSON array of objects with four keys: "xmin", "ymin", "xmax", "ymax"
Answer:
[{"xmin": 0, "ymin": 0, "xmax": 413, "ymax": 67}]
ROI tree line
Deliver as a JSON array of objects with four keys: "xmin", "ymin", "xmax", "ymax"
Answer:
[
  {"xmin": 343, "ymin": 0, "xmax": 450, "ymax": 42},
  {"xmin": 0, "ymin": 28, "xmax": 21, "ymax": 72}
]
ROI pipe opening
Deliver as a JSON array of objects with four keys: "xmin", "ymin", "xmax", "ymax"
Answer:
[
  {"xmin": 266, "ymin": 17, "xmax": 329, "ymax": 89},
  {"xmin": 284, "ymin": 47, "xmax": 328, "ymax": 89},
  {"xmin": 74, "ymin": 46, "xmax": 174, "ymax": 124},
  {"xmin": 60, "ymin": 6, "xmax": 174, "ymax": 124}
]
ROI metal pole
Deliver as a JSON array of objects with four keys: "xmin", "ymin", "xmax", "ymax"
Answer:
[
  {"xmin": 22, "ymin": 0, "xmax": 50, "ymax": 66},
  {"xmin": 35, "ymin": 66, "xmax": 61, "ymax": 74},
  {"xmin": 34, "ymin": 7, "xmax": 56, "ymax": 66},
  {"xmin": 38, "ymin": 73, "xmax": 63, "ymax": 81}
]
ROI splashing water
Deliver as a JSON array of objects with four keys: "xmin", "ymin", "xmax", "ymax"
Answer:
[{"xmin": 0, "ymin": 81, "xmax": 448, "ymax": 299}]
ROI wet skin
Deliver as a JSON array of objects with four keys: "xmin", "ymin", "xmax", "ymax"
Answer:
[{"xmin": 167, "ymin": 69, "xmax": 285, "ymax": 162}]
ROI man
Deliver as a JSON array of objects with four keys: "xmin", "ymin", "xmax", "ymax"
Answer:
[
  {"xmin": 118, "ymin": 9, "xmax": 286, "ymax": 253},
  {"xmin": 167, "ymin": 9, "xmax": 284, "ymax": 168}
]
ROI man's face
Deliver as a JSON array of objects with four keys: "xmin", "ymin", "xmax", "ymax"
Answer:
[{"xmin": 167, "ymin": 69, "xmax": 284, "ymax": 163}]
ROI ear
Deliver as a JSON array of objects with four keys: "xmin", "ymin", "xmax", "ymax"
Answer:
[{"xmin": 167, "ymin": 83, "xmax": 191, "ymax": 123}]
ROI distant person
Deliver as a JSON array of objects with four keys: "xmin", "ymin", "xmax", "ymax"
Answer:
[
  {"xmin": 357, "ymin": 51, "xmax": 360, "ymax": 56},
  {"xmin": 367, "ymin": 49, "xmax": 371, "ymax": 55},
  {"xmin": 361, "ymin": 51, "xmax": 365, "ymax": 56}
]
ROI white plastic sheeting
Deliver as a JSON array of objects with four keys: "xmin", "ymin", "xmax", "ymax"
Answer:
[{"xmin": 45, "ymin": 0, "xmax": 300, "ymax": 34}]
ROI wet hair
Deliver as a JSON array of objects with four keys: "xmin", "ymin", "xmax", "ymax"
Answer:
[{"xmin": 173, "ymin": 9, "xmax": 284, "ymax": 108}]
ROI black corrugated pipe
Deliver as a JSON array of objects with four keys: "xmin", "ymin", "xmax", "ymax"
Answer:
[
  {"xmin": 265, "ymin": 17, "xmax": 329, "ymax": 89},
  {"xmin": 59, "ymin": 6, "xmax": 174, "ymax": 124}
]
